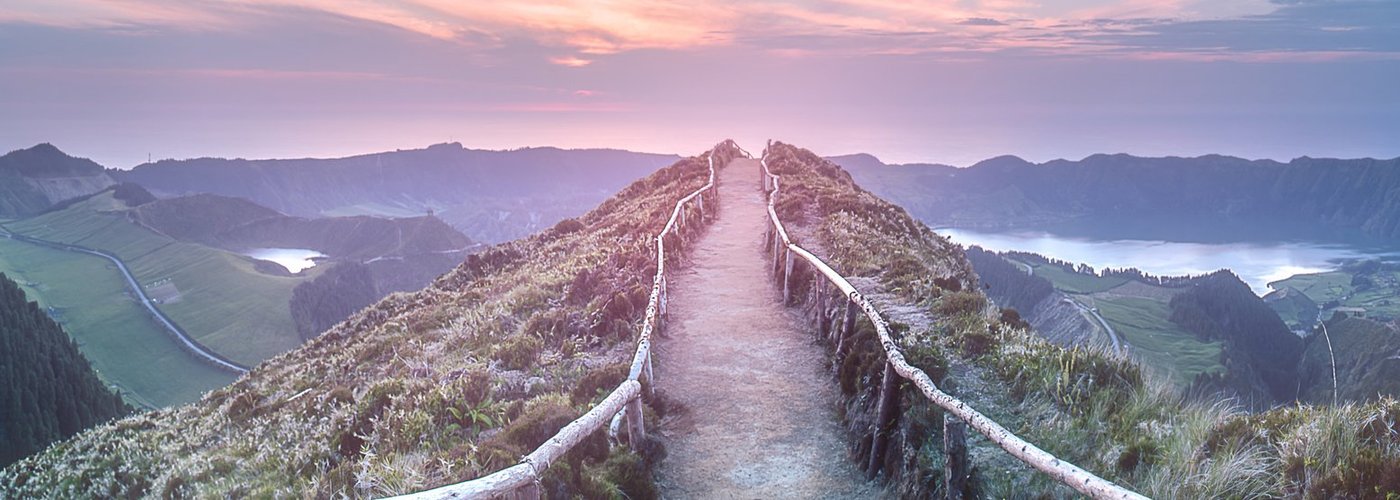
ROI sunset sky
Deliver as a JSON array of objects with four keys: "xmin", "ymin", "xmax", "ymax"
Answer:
[{"xmin": 2, "ymin": 0, "xmax": 1398, "ymax": 167}]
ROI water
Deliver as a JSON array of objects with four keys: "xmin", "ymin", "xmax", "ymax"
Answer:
[
  {"xmin": 939, "ymin": 228, "xmax": 1400, "ymax": 295},
  {"xmin": 243, "ymin": 248, "xmax": 326, "ymax": 273}
]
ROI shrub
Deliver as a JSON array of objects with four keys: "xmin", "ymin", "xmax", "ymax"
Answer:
[
  {"xmin": 934, "ymin": 291, "xmax": 986, "ymax": 318},
  {"xmin": 501, "ymin": 393, "xmax": 577, "ymax": 451},
  {"xmin": 494, "ymin": 335, "xmax": 544, "ymax": 370}
]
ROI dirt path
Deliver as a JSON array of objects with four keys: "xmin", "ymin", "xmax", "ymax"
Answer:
[{"xmin": 653, "ymin": 158, "xmax": 880, "ymax": 498}]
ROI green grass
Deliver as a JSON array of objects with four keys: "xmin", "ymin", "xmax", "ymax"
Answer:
[
  {"xmin": 1272, "ymin": 271, "xmax": 1352, "ymax": 304},
  {"xmin": 1014, "ymin": 258, "xmax": 1130, "ymax": 294},
  {"xmin": 6, "ymin": 192, "xmax": 310, "ymax": 365},
  {"xmin": 0, "ymin": 237, "xmax": 235, "ymax": 408},
  {"xmin": 1092, "ymin": 296, "xmax": 1223, "ymax": 387}
]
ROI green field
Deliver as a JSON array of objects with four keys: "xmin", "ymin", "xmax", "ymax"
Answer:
[
  {"xmin": 1273, "ymin": 269, "xmax": 1400, "ymax": 321},
  {"xmin": 1091, "ymin": 296, "xmax": 1224, "ymax": 387},
  {"xmin": 6, "ymin": 193, "xmax": 312, "ymax": 366},
  {"xmin": 1012, "ymin": 258, "xmax": 1131, "ymax": 293},
  {"xmin": 1271, "ymin": 272, "xmax": 1351, "ymax": 304},
  {"xmin": 0, "ymin": 237, "xmax": 235, "ymax": 408}
]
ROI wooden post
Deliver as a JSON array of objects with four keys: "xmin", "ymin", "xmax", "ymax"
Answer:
[
  {"xmin": 698, "ymin": 193, "xmax": 705, "ymax": 221},
  {"xmin": 782, "ymin": 250, "xmax": 795, "ymax": 305},
  {"xmin": 836, "ymin": 300, "xmax": 857, "ymax": 359},
  {"xmin": 625, "ymin": 397, "xmax": 646, "ymax": 448},
  {"xmin": 868, "ymin": 361, "xmax": 901, "ymax": 479},
  {"xmin": 644, "ymin": 354, "xmax": 656, "ymax": 398},
  {"xmin": 944, "ymin": 414, "xmax": 969, "ymax": 500}
]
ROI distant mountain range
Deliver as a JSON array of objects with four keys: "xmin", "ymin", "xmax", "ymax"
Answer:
[
  {"xmin": 115, "ymin": 142, "xmax": 681, "ymax": 243},
  {"xmin": 832, "ymin": 152, "xmax": 1400, "ymax": 242}
]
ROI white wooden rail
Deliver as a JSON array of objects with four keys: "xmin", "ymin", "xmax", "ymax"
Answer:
[
  {"xmin": 389, "ymin": 141, "xmax": 735, "ymax": 500},
  {"xmin": 759, "ymin": 143, "xmax": 1149, "ymax": 500}
]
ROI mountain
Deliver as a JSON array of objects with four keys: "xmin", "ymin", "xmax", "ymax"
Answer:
[
  {"xmin": 116, "ymin": 143, "xmax": 681, "ymax": 243},
  {"xmin": 833, "ymin": 153, "xmax": 1400, "ymax": 242},
  {"xmin": 0, "ymin": 144, "xmax": 742, "ymax": 498},
  {"xmin": 0, "ymin": 144, "xmax": 116, "ymax": 217},
  {"xmin": 0, "ymin": 272, "xmax": 130, "ymax": 467}
]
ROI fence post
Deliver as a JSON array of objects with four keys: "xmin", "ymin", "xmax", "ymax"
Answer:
[
  {"xmin": 837, "ymin": 300, "xmax": 858, "ymax": 360},
  {"xmin": 782, "ymin": 250, "xmax": 795, "ymax": 305},
  {"xmin": 625, "ymin": 397, "xmax": 646, "ymax": 448},
  {"xmin": 644, "ymin": 353, "xmax": 656, "ymax": 399},
  {"xmin": 944, "ymin": 414, "xmax": 969, "ymax": 500},
  {"xmin": 868, "ymin": 361, "xmax": 901, "ymax": 479}
]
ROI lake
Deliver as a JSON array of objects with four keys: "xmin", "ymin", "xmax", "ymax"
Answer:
[
  {"xmin": 243, "ymin": 248, "xmax": 326, "ymax": 273},
  {"xmin": 938, "ymin": 228, "xmax": 1400, "ymax": 295}
]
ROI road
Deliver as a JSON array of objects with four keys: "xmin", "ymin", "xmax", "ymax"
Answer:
[
  {"xmin": 0, "ymin": 225, "xmax": 250, "ymax": 374},
  {"xmin": 1062, "ymin": 296, "xmax": 1124, "ymax": 353}
]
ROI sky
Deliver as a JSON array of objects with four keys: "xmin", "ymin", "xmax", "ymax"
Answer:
[{"xmin": 2, "ymin": 0, "xmax": 1398, "ymax": 168}]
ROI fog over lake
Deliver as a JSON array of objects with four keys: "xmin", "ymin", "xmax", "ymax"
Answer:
[
  {"xmin": 939, "ymin": 228, "xmax": 1400, "ymax": 295},
  {"xmin": 243, "ymin": 248, "xmax": 325, "ymax": 274}
]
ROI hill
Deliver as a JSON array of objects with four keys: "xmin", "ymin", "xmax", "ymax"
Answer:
[
  {"xmin": 116, "ymin": 143, "xmax": 681, "ymax": 243},
  {"xmin": 0, "ymin": 143, "xmax": 742, "ymax": 498},
  {"xmin": 0, "ymin": 144, "xmax": 115, "ymax": 217},
  {"xmin": 833, "ymin": 152, "xmax": 1400, "ymax": 242},
  {"xmin": 132, "ymin": 193, "xmax": 473, "ymax": 261},
  {"xmin": 0, "ymin": 272, "xmax": 130, "ymax": 467}
]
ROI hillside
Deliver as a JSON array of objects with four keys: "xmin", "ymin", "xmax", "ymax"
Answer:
[
  {"xmin": 833, "ymin": 152, "xmax": 1400, "ymax": 242},
  {"xmin": 781, "ymin": 142, "xmax": 1399, "ymax": 497},
  {"xmin": 0, "ymin": 144, "xmax": 115, "ymax": 217},
  {"xmin": 132, "ymin": 193, "xmax": 473, "ymax": 260},
  {"xmin": 1299, "ymin": 313, "xmax": 1400, "ymax": 403},
  {"xmin": 117, "ymin": 143, "xmax": 681, "ymax": 243},
  {"xmin": 0, "ymin": 272, "xmax": 130, "ymax": 467},
  {"xmin": 0, "ymin": 143, "xmax": 742, "ymax": 498}
]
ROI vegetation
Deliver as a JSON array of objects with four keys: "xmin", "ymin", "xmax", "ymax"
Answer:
[
  {"xmin": 0, "ymin": 144, "xmax": 115, "ymax": 218},
  {"xmin": 1170, "ymin": 271, "xmax": 1303, "ymax": 402},
  {"xmin": 0, "ymin": 143, "xmax": 742, "ymax": 497},
  {"xmin": 0, "ymin": 272, "xmax": 130, "ymax": 467},
  {"xmin": 0, "ymin": 235, "xmax": 236, "ymax": 408},
  {"xmin": 289, "ymin": 262, "xmax": 379, "ymax": 341},
  {"xmin": 5, "ymin": 191, "xmax": 312, "ymax": 366},
  {"xmin": 771, "ymin": 141, "xmax": 1400, "ymax": 498}
]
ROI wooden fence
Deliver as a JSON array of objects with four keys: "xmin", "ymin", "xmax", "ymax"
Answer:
[
  {"xmin": 758, "ymin": 144, "xmax": 1149, "ymax": 500},
  {"xmin": 388, "ymin": 141, "xmax": 733, "ymax": 499}
]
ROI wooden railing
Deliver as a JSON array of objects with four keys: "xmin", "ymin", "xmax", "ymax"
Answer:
[
  {"xmin": 389, "ymin": 141, "xmax": 732, "ymax": 499},
  {"xmin": 758, "ymin": 143, "xmax": 1148, "ymax": 500}
]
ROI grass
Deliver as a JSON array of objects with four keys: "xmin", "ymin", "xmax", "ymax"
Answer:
[
  {"xmin": 1091, "ymin": 296, "xmax": 1224, "ymax": 387},
  {"xmin": 1013, "ymin": 258, "xmax": 1130, "ymax": 294},
  {"xmin": 0, "ymin": 142, "xmax": 744, "ymax": 498},
  {"xmin": 6, "ymin": 192, "xmax": 310, "ymax": 365},
  {"xmin": 0, "ymin": 237, "xmax": 236, "ymax": 408},
  {"xmin": 1272, "ymin": 271, "xmax": 1351, "ymax": 304},
  {"xmin": 762, "ymin": 141, "xmax": 1400, "ymax": 498}
]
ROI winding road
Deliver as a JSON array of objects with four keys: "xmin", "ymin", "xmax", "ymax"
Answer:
[{"xmin": 0, "ymin": 225, "xmax": 249, "ymax": 374}]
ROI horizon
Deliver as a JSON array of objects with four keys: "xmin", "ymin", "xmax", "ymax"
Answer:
[
  {"xmin": 12, "ymin": 138, "xmax": 1400, "ymax": 172},
  {"xmin": 3, "ymin": 1, "xmax": 1399, "ymax": 168}
]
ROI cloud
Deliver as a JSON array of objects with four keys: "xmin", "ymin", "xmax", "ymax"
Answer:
[
  {"xmin": 959, "ymin": 17, "xmax": 1006, "ymax": 26},
  {"xmin": 2, "ymin": 0, "xmax": 1398, "ymax": 66}
]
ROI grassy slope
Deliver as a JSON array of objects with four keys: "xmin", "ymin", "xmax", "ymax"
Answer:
[
  {"xmin": 1091, "ymin": 297, "xmax": 1223, "ymax": 386},
  {"xmin": 1006, "ymin": 256, "xmax": 1223, "ymax": 389},
  {"xmin": 0, "ymin": 237, "xmax": 235, "ymax": 408},
  {"xmin": 770, "ymin": 142, "xmax": 1399, "ymax": 498},
  {"xmin": 0, "ymin": 144, "xmax": 741, "ymax": 498},
  {"xmin": 1274, "ymin": 269, "xmax": 1400, "ymax": 321},
  {"xmin": 5, "ymin": 193, "xmax": 308, "ymax": 365}
]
